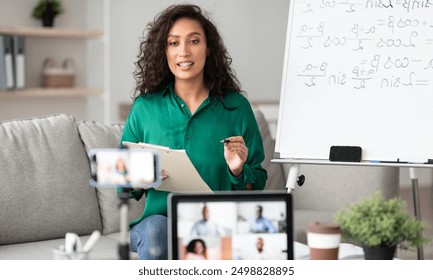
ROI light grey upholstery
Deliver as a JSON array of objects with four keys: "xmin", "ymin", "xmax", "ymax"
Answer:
[
  {"xmin": 0, "ymin": 236, "xmax": 118, "ymax": 260},
  {"xmin": 0, "ymin": 115, "xmax": 102, "ymax": 246},
  {"xmin": 291, "ymin": 164, "xmax": 399, "ymax": 243},
  {"xmin": 0, "ymin": 114, "xmax": 139, "ymax": 259},
  {"xmin": 293, "ymin": 165, "xmax": 399, "ymax": 212},
  {"xmin": 77, "ymin": 120, "xmax": 145, "ymax": 235},
  {"xmin": 254, "ymin": 110, "xmax": 285, "ymax": 191}
]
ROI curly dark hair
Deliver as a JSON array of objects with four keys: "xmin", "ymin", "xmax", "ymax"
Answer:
[
  {"xmin": 133, "ymin": 4, "xmax": 242, "ymax": 100},
  {"xmin": 186, "ymin": 238, "xmax": 207, "ymax": 255}
]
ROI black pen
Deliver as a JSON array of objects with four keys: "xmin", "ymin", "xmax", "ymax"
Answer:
[{"xmin": 220, "ymin": 138, "xmax": 230, "ymax": 144}]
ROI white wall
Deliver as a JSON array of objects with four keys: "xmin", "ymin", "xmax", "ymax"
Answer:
[
  {"xmin": 0, "ymin": 0, "xmax": 289, "ymax": 121},
  {"xmin": 109, "ymin": 0, "xmax": 290, "ymax": 122}
]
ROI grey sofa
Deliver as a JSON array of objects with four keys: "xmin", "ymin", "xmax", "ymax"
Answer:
[
  {"xmin": 0, "ymin": 111, "xmax": 399, "ymax": 259},
  {"xmin": 0, "ymin": 114, "xmax": 144, "ymax": 259}
]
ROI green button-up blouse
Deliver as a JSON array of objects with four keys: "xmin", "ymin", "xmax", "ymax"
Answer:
[{"xmin": 119, "ymin": 84, "xmax": 267, "ymax": 228}]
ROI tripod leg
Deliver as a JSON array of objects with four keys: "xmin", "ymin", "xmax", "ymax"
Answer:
[{"xmin": 118, "ymin": 189, "xmax": 131, "ymax": 260}]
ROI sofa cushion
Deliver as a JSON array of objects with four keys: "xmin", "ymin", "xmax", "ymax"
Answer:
[
  {"xmin": 253, "ymin": 109, "xmax": 285, "ymax": 191},
  {"xmin": 285, "ymin": 164, "xmax": 399, "ymax": 243},
  {"xmin": 292, "ymin": 165, "xmax": 399, "ymax": 212},
  {"xmin": 0, "ymin": 114, "xmax": 102, "ymax": 245},
  {"xmin": 0, "ymin": 235, "xmax": 118, "ymax": 260},
  {"xmin": 77, "ymin": 120, "xmax": 145, "ymax": 235}
]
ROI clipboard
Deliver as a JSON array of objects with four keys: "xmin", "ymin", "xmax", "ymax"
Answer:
[{"xmin": 122, "ymin": 141, "xmax": 212, "ymax": 193}]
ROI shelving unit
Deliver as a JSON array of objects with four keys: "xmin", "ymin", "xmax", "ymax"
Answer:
[
  {"xmin": 0, "ymin": 26, "xmax": 104, "ymax": 99},
  {"xmin": 0, "ymin": 0, "xmax": 110, "ymax": 124},
  {"xmin": 0, "ymin": 87, "xmax": 103, "ymax": 99},
  {"xmin": 0, "ymin": 26, "xmax": 103, "ymax": 39}
]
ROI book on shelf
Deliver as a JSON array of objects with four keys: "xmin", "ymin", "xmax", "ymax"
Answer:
[
  {"xmin": 0, "ymin": 35, "xmax": 25, "ymax": 91},
  {"xmin": 0, "ymin": 35, "xmax": 14, "ymax": 90},
  {"xmin": 3, "ymin": 35, "xmax": 14, "ymax": 89},
  {"xmin": 13, "ymin": 35, "xmax": 25, "ymax": 89},
  {"xmin": 0, "ymin": 35, "xmax": 6, "ymax": 90}
]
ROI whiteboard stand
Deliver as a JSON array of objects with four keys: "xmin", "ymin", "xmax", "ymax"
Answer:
[
  {"xmin": 285, "ymin": 163, "xmax": 305, "ymax": 193},
  {"xmin": 409, "ymin": 168, "xmax": 424, "ymax": 260}
]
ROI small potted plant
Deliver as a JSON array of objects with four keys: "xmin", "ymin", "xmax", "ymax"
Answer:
[
  {"xmin": 334, "ymin": 192, "xmax": 429, "ymax": 259},
  {"xmin": 32, "ymin": 0, "xmax": 64, "ymax": 27}
]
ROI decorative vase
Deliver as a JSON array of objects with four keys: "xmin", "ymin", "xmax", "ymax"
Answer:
[
  {"xmin": 362, "ymin": 244, "xmax": 397, "ymax": 260},
  {"xmin": 42, "ymin": 13, "xmax": 55, "ymax": 27},
  {"xmin": 41, "ymin": 3, "xmax": 56, "ymax": 27}
]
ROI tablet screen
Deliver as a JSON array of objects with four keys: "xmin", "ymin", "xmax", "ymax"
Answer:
[{"xmin": 169, "ymin": 192, "xmax": 293, "ymax": 260}]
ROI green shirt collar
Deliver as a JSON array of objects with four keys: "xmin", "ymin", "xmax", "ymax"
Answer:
[
  {"xmin": 162, "ymin": 82, "xmax": 212, "ymax": 113},
  {"xmin": 161, "ymin": 83, "xmax": 174, "ymax": 97}
]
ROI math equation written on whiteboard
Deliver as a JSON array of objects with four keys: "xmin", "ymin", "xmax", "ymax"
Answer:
[{"xmin": 287, "ymin": 0, "xmax": 433, "ymax": 93}]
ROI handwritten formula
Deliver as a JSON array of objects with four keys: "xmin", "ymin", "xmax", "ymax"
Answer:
[{"xmin": 287, "ymin": 0, "xmax": 433, "ymax": 92}]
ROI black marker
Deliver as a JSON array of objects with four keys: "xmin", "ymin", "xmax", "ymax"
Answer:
[{"xmin": 220, "ymin": 138, "xmax": 230, "ymax": 144}]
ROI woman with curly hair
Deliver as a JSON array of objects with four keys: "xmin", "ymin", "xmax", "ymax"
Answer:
[
  {"xmin": 185, "ymin": 239, "xmax": 207, "ymax": 260},
  {"xmin": 120, "ymin": 4, "xmax": 267, "ymax": 260}
]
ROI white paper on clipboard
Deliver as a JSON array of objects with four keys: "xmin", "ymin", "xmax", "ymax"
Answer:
[{"xmin": 122, "ymin": 141, "xmax": 213, "ymax": 193}]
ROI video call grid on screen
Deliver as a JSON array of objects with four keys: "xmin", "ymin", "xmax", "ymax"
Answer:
[{"xmin": 169, "ymin": 192, "xmax": 293, "ymax": 260}]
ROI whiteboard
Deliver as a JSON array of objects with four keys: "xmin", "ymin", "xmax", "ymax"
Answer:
[{"xmin": 275, "ymin": 0, "xmax": 433, "ymax": 163}]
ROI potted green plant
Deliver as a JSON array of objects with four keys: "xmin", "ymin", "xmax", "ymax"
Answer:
[
  {"xmin": 334, "ymin": 192, "xmax": 429, "ymax": 260},
  {"xmin": 32, "ymin": 0, "xmax": 64, "ymax": 27}
]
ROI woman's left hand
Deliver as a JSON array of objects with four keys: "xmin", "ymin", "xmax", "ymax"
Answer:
[{"xmin": 223, "ymin": 136, "xmax": 248, "ymax": 177}]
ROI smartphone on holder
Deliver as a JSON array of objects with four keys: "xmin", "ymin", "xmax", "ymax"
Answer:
[{"xmin": 89, "ymin": 148, "xmax": 161, "ymax": 189}]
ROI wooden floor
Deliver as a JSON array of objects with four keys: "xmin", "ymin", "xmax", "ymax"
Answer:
[{"xmin": 397, "ymin": 186, "xmax": 433, "ymax": 260}]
